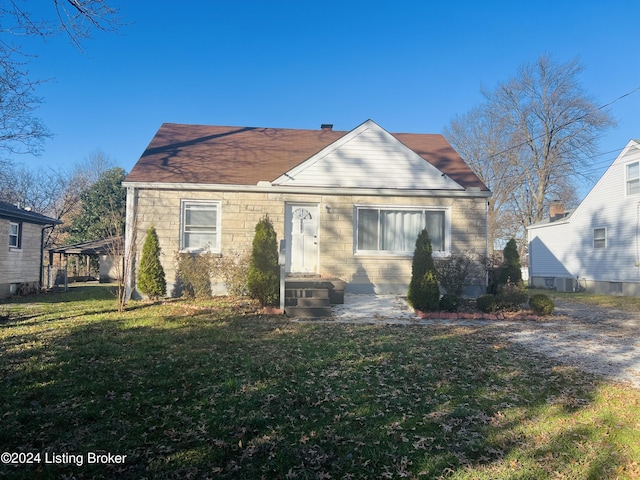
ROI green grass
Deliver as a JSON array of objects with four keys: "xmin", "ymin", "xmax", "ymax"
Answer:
[
  {"xmin": 529, "ymin": 288, "xmax": 640, "ymax": 312},
  {"xmin": 1, "ymin": 285, "xmax": 639, "ymax": 479}
]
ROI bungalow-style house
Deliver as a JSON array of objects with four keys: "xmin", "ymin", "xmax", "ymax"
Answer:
[
  {"xmin": 0, "ymin": 201, "xmax": 61, "ymax": 297},
  {"xmin": 122, "ymin": 119, "xmax": 491, "ymax": 306},
  {"xmin": 528, "ymin": 139, "xmax": 640, "ymax": 295}
]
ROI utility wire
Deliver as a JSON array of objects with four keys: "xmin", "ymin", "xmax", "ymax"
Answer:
[{"xmin": 486, "ymin": 85, "xmax": 640, "ymax": 161}]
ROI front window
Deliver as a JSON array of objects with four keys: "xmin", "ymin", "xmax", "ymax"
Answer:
[
  {"xmin": 180, "ymin": 201, "xmax": 220, "ymax": 252},
  {"xmin": 593, "ymin": 227, "xmax": 606, "ymax": 249},
  {"xmin": 627, "ymin": 162, "xmax": 640, "ymax": 195},
  {"xmin": 9, "ymin": 222, "xmax": 21, "ymax": 248},
  {"xmin": 356, "ymin": 207, "xmax": 447, "ymax": 255}
]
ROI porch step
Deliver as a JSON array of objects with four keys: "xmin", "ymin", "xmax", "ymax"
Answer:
[
  {"xmin": 285, "ymin": 277, "xmax": 346, "ymax": 305},
  {"xmin": 284, "ymin": 277, "xmax": 345, "ymax": 318}
]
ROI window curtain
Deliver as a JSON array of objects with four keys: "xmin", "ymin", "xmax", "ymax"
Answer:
[
  {"xmin": 425, "ymin": 211, "xmax": 445, "ymax": 251},
  {"xmin": 357, "ymin": 208, "xmax": 445, "ymax": 253},
  {"xmin": 357, "ymin": 209, "xmax": 379, "ymax": 250},
  {"xmin": 380, "ymin": 210, "xmax": 423, "ymax": 252}
]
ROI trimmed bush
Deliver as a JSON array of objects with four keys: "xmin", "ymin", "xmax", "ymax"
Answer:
[
  {"xmin": 246, "ymin": 215, "xmax": 280, "ymax": 308},
  {"xmin": 476, "ymin": 294, "xmax": 497, "ymax": 313},
  {"xmin": 407, "ymin": 229, "xmax": 440, "ymax": 312},
  {"xmin": 498, "ymin": 238, "xmax": 523, "ymax": 286},
  {"xmin": 529, "ymin": 293, "xmax": 555, "ymax": 315},
  {"xmin": 439, "ymin": 294, "xmax": 460, "ymax": 312},
  {"xmin": 175, "ymin": 251, "xmax": 214, "ymax": 298},
  {"xmin": 496, "ymin": 281, "xmax": 528, "ymax": 311},
  {"xmin": 213, "ymin": 250, "xmax": 251, "ymax": 296},
  {"xmin": 436, "ymin": 253, "xmax": 474, "ymax": 297},
  {"xmin": 137, "ymin": 226, "xmax": 166, "ymax": 300}
]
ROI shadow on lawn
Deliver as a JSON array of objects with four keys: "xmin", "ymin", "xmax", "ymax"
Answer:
[{"xmin": 0, "ymin": 299, "xmax": 636, "ymax": 479}]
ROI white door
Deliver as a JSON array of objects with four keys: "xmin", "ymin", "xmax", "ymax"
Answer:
[{"xmin": 286, "ymin": 205, "xmax": 318, "ymax": 273}]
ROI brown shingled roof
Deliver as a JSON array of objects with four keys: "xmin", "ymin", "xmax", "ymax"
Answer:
[{"xmin": 125, "ymin": 122, "xmax": 489, "ymax": 191}]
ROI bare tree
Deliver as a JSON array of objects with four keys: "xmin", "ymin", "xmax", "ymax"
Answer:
[
  {"xmin": 445, "ymin": 54, "xmax": 615, "ymax": 250},
  {"xmin": 445, "ymin": 106, "xmax": 519, "ymax": 251},
  {"xmin": 0, "ymin": 149, "xmax": 117, "ymax": 249},
  {"xmin": 0, "ymin": 1, "xmax": 120, "ymax": 157}
]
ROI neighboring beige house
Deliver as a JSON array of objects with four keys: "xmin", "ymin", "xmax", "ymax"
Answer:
[
  {"xmin": 123, "ymin": 119, "xmax": 491, "ymax": 307},
  {"xmin": 0, "ymin": 201, "xmax": 61, "ymax": 297}
]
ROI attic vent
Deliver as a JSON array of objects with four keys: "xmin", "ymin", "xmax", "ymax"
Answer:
[{"xmin": 320, "ymin": 124, "xmax": 333, "ymax": 130}]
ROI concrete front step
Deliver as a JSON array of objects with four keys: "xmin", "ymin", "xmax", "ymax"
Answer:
[
  {"xmin": 285, "ymin": 305, "xmax": 333, "ymax": 318},
  {"xmin": 295, "ymin": 298, "xmax": 330, "ymax": 308},
  {"xmin": 285, "ymin": 277, "xmax": 346, "ymax": 305},
  {"xmin": 284, "ymin": 276, "xmax": 345, "ymax": 318},
  {"xmin": 285, "ymin": 288, "xmax": 329, "ymax": 299}
]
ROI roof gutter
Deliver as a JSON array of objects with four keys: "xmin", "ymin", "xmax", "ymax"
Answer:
[{"xmin": 121, "ymin": 181, "xmax": 492, "ymax": 198}]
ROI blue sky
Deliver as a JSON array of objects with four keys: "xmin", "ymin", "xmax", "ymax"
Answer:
[{"xmin": 17, "ymin": 0, "xmax": 640, "ymax": 198}]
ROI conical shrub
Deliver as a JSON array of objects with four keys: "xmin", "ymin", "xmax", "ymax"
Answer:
[
  {"xmin": 137, "ymin": 226, "xmax": 166, "ymax": 300},
  {"xmin": 246, "ymin": 215, "xmax": 280, "ymax": 307},
  {"xmin": 407, "ymin": 229, "xmax": 440, "ymax": 312}
]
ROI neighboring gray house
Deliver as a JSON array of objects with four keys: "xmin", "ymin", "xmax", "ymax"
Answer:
[
  {"xmin": 0, "ymin": 201, "xmax": 61, "ymax": 297},
  {"xmin": 123, "ymin": 119, "xmax": 491, "ymax": 306},
  {"xmin": 528, "ymin": 139, "xmax": 640, "ymax": 295}
]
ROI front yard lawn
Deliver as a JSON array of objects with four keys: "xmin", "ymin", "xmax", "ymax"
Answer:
[{"xmin": 1, "ymin": 285, "xmax": 639, "ymax": 479}]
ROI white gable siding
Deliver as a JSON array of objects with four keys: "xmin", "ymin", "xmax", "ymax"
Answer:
[
  {"xmin": 273, "ymin": 120, "xmax": 464, "ymax": 190},
  {"xmin": 529, "ymin": 141, "xmax": 640, "ymax": 290}
]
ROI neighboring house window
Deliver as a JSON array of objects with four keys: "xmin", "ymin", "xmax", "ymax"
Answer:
[
  {"xmin": 593, "ymin": 227, "xmax": 606, "ymax": 249},
  {"xmin": 180, "ymin": 200, "xmax": 220, "ymax": 252},
  {"xmin": 9, "ymin": 222, "xmax": 21, "ymax": 248},
  {"xmin": 356, "ymin": 206, "xmax": 448, "ymax": 255},
  {"xmin": 626, "ymin": 162, "xmax": 640, "ymax": 195}
]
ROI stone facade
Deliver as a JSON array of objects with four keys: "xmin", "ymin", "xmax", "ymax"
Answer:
[{"xmin": 130, "ymin": 187, "xmax": 488, "ymax": 297}]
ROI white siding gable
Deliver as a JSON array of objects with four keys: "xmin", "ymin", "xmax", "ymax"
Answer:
[
  {"xmin": 272, "ymin": 120, "xmax": 464, "ymax": 190},
  {"xmin": 529, "ymin": 139, "xmax": 640, "ymax": 284}
]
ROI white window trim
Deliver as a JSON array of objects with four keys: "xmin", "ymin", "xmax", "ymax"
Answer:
[
  {"xmin": 626, "ymin": 161, "xmax": 640, "ymax": 196},
  {"xmin": 9, "ymin": 221, "xmax": 21, "ymax": 249},
  {"xmin": 354, "ymin": 205, "xmax": 451, "ymax": 257},
  {"xmin": 593, "ymin": 227, "xmax": 606, "ymax": 249},
  {"xmin": 180, "ymin": 200, "xmax": 221, "ymax": 253}
]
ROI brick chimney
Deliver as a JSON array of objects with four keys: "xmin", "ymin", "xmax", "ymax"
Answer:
[{"xmin": 549, "ymin": 201, "xmax": 565, "ymax": 221}]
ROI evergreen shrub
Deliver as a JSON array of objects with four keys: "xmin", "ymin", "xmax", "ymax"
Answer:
[
  {"xmin": 439, "ymin": 294, "xmax": 460, "ymax": 312},
  {"xmin": 496, "ymin": 281, "xmax": 528, "ymax": 311},
  {"xmin": 498, "ymin": 238, "xmax": 523, "ymax": 286},
  {"xmin": 476, "ymin": 294, "xmax": 497, "ymax": 313},
  {"xmin": 407, "ymin": 229, "xmax": 440, "ymax": 312},
  {"xmin": 137, "ymin": 226, "xmax": 166, "ymax": 300},
  {"xmin": 529, "ymin": 293, "xmax": 555, "ymax": 315},
  {"xmin": 247, "ymin": 215, "xmax": 280, "ymax": 307}
]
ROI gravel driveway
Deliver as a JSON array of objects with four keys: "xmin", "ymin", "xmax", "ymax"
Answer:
[
  {"xmin": 328, "ymin": 294, "xmax": 640, "ymax": 388},
  {"xmin": 498, "ymin": 300, "xmax": 640, "ymax": 388}
]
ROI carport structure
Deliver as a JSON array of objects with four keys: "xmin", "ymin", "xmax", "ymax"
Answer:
[{"xmin": 47, "ymin": 236, "xmax": 123, "ymax": 289}]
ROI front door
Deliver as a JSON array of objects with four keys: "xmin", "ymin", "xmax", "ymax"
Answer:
[{"xmin": 286, "ymin": 204, "xmax": 319, "ymax": 273}]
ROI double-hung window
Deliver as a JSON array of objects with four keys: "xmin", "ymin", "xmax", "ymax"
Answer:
[
  {"xmin": 9, "ymin": 222, "xmax": 21, "ymax": 249},
  {"xmin": 180, "ymin": 200, "xmax": 220, "ymax": 253},
  {"xmin": 626, "ymin": 162, "xmax": 640, "ymax": 195},
  {"xmin": 356, "ymin": 206, "xmax": 448, "ymax": 255},
  {"xmin": 593, "ymin": 227, "xmax": 606, "ymax": 249}
]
